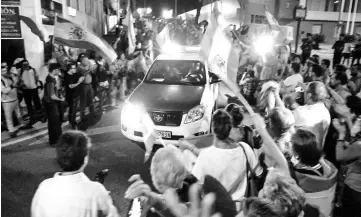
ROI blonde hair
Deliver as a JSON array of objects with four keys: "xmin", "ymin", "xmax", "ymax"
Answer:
[{"xmin": 150, "ymin": 145, "xmax": 188, "ymax": 193}]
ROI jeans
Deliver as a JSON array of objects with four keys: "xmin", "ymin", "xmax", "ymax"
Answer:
[
  {"xmin": 67, "ymin": 96, "xmax": 79, "ymax": 128},
  {"xmin": 342, "ymin": 184, "xmax": 361, "ymax": 217},
  {"xmin": 2, "ymin": 100, "xmax": 22, "ymax": 132},
  {"xmin": 79, "ymin": 84, "xmax": 95, "ymax": 121},
  {"xmin": 44, "ymin": 101, "xmax": 62, "ymax": 145},
  {"xmin": 23, "ymin": 88, "xmax": 41, "ymax": 121}
]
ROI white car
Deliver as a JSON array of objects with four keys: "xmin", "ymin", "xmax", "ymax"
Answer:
[{"xmin": 121, "ymin": 46, "xmax": 222, "ymax": 145}]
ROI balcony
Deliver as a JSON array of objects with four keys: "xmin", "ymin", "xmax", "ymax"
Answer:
[{"xmin": 306, "ymin": 10, "xmax": 361, "ymax": 22}]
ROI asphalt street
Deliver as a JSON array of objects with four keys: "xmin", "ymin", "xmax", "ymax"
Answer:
[{"xmin": 1, "ymin": 105, "xmax": 156, "ymax": 217}]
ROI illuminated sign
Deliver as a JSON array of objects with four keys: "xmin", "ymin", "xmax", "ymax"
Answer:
[{"xmin": 1, "ymin": 6, "xmax": 22, "ymax": 39}]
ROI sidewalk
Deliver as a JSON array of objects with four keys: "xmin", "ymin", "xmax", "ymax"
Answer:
[
  {"xmin": 1, "ymin": 100, "xmax": 124, "ymax": 145},
  {"xmin": 293, "ymin": 43, "xmax": 334, "ymax": 60}
]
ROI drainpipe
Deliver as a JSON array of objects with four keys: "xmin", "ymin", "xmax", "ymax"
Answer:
[{"xmin": 346, "ymin": 0, "xmax": 354, "ymax": 34}]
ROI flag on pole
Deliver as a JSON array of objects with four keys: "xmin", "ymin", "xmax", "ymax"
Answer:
[
  {"xmin": 54, "ymin": 16, "xmax": 117, "ymax": 63},
  {"xmin": 264, "ymin": 6, "xmax": 281, "ymax": 32},
  {"xmin": 20, "ymin": 15, "xmax": 49, "ymax": 42},
  {"xmin": 200, "ymin": 1, "xmax": 220, "ymax": 61},
  {"xmin": 156, "ymin": 25, "xmax": 170, "ymax": 50},
  {"xmin": 125, "ymin": 0, "xmax": 136, "ymax": 54}
]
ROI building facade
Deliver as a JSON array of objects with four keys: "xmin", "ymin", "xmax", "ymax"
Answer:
[
  {"xmin": 1, "ymin": 0, "xmax": 106, "ymax": 74},
  {"xmin": 184, "ymin": 0, "xmax": 361, "ymax": 44}
]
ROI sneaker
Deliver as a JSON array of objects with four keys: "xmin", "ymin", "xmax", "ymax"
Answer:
[{"xmin": 9, "ymin": 129, "xmax": 19, "ymax": 138}]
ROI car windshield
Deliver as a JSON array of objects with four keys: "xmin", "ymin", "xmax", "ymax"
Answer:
[{"xmin": 144, "ymin": 60, "xmax": 206, "ymax": 86}]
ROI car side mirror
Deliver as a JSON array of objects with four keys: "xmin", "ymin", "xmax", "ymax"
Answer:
[{"xmin": 210, "ymin": 75, "xmax": 222, "ymax": 84}]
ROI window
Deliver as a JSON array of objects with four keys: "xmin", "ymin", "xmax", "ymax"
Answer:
[
  {"xmin": 66, "ymin": 0, "xmax": 79, "ymax": 10},
  {"xmin": 145, "ymin": 60, "xmax": 206, "ymax": 86},
  {"xmin": 312, "ymin": 24, "xmax": 322, "ymax": 34},
  {"xmin": 251, "ymin": 15, "xmax": 266, "ymax": 24}
]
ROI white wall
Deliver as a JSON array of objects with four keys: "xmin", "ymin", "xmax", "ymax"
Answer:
[{"xmin": 306, "ymin": 10, "xmax": 361, "ymax": 22}]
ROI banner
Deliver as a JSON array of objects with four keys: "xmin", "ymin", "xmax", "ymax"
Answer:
[
  {"xmin": 1, "ymin": 6, "xmax": 22, "ymax": 39},
  {"xmin": 54, "ymin": 16, "xmax": 117, "ymax": 63}
]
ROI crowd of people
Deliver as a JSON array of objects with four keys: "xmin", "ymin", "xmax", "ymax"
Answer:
[
  {"xmin": 2, "ymin": 17, "xmax": 361, "ymax": 217},
  {"xmin": 1, "ymin": 23, "xmax": 155, "ymax": 140}
]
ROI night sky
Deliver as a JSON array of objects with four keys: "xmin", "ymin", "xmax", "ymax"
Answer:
[{"xmin": 140, "ymin": 0, "xmax": 198, "ymax": 17}]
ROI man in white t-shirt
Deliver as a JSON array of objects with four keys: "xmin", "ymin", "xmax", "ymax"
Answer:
[
  {"xmin": 283, "ymin": 62, "xmax": 304, "ymax": 93},
  {"xmin": 192, "ymin": 142, "xmax": 262, "ymax": 201},
  {"xmin": 293, "ymin": 81, "xmax": 331, "ymax": 149},
  {"xmin": 31, "ymin": 131, "xmax": 119, "ymax": 217}
]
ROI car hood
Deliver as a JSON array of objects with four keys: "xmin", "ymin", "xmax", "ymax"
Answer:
[{"xmin": 129, "ymin": 83, "xmax": 205, "ymax": 112}]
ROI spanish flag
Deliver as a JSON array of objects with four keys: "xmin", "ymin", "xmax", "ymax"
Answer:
[
  {"xmin": 124, "ymin": 0, "xmax": 136, "ymax": 54},
  {"xmin": 264, "ymin": 6, "xmax": 281, "ymax": 32},
  {"xmin": 20, "ymin": 15, "xmax": 49, "ymax": 42},
  {"xmin": 54, "ymin": 16, "xmax": 117, "ymax": 63}
]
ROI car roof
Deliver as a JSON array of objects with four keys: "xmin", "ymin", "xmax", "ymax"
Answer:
[{"xmin": 156, "ymin": 46, "xmax": 204, "ymax": 62}]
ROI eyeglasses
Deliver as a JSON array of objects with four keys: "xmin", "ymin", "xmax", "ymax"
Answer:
[{"xmin": 1, "ymin": 65, "xmax": 7, "ymax": 69}]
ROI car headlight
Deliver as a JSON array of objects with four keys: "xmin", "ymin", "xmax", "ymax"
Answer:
[
  {"xmin": 121, "ymin": 101, "xmax": 143, "ymax": 125},
  {"xmin": 184, "ymin": 105, "xmax": 205, "ymax": 124}
]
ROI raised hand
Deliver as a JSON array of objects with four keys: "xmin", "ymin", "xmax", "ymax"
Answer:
[
  {"xmin": 164, "ymin": 184, "xmax": 221, "ymax": 217},
  {"xmin": 124, "ymin": 175, "xmax": 152, "ymax": 200}
]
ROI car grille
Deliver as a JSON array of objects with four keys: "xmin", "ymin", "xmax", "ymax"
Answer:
[{"xmin": 149, "ymin": 111, "xmax": 183, "ymax": 126}]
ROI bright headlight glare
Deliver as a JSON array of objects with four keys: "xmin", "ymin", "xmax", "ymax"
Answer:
[
  {"xmin": 162, "ymin": 42, "xmax": 182, "ymax": 53},
  {"xmin": 184, "ymin": 105, "xmax": 205, "ymax": 124},
  {"xmin": 121, "ymin": 101, "xmax": 142, "ymax": 124},
  {"xmin": 253, "ymin": 34, "xmax": 274, "ymax": 56}
]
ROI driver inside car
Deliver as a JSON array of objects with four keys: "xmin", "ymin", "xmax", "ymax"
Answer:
[{"xmin": 185, "ymin": 62, "xmax": 205, "ymax": 82}]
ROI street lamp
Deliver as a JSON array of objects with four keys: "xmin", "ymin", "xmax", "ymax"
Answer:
[
  {"xmin": 162, "ymin": 9, "xmax": 173, "ymax": 19},
  {"xmin": 137, "ymin": 7, "xmax": 152, "ymax": 17}
]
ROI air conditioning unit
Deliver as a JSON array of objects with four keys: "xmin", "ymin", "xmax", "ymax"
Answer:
[{"xmin": 68, "ymin": 7, "xmax": 76, "ymax": 17}]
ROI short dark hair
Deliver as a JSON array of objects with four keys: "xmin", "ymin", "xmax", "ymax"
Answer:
[
  {"xmin": 346, "ymin": 95, "xmax": 361, "ymax": 116},
  {"xmin": 307, "ymin": 33, "xmax": 312, "ymax": 37},
  {"xmin": 242, "ymin": 197, "xmax": 282, "ymax": 217},
  {"xmin": 56, "ymin": 130, "xmax": 91, "ymax": 172},
  {"xmin": 48, "ymin": 63, "xmax": 61, "ymax": 73},
  {"xmin": 335, "ymin": 71, "xmax": 348, "ymax": 85},
  {"xmin": 321, "ymin": 59, "xmax": 330, "ymax": 68},
  {"xmin": 292, "ymin": 129, "xmax": 322, "ymax": 166},
  {"xmin": 212, "ymin": 109, "xmax": 232, "ymax": 140},
  {"xmin": 340, "ymin": 33, "xmax": 345, "ymax": 37},
  {"xmin": 312, "ymin": 64, "xmax": 325, "ymax": 77},
  {"xmin": 291, "ymin": 62, "xmax": 301, "ymax": 73},
  {"xmin": 306, "ymin": 81, "xmax": 328, "ymax": 102},
  {"xmin": 334, "ymin": 64, "xmax": 347, "ymax": 72},
  {"xmin": 225, "ymin": 103, "xmax": 244, "ymax": 128}
]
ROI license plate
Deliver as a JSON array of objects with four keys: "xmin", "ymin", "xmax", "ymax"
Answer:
[{"xmin": 157, "ymin": 131, "xmax": 172, "ymax": 139}]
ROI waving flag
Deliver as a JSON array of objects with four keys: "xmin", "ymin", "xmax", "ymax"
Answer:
[
  {"xmin": 156, "ymin": 25, "xmax": 170, "ymax": 50},
  {"xmin": 54, "ymin": 16, "xmax": 117, "ymax": 63},
  {"xmin": 125, "ymin": 0, "xmax": 136, "ymax": 54},
  {"xmin": 265, "ymin": 6, "xmax": 281, "ymax": 32},
  {"xmin": 20, "ymin": 15, "xmax": 49, "ymax": 42},
  {"xmin": 200, "ymin": 1, "xmax": 220, "ymax": 61}
]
